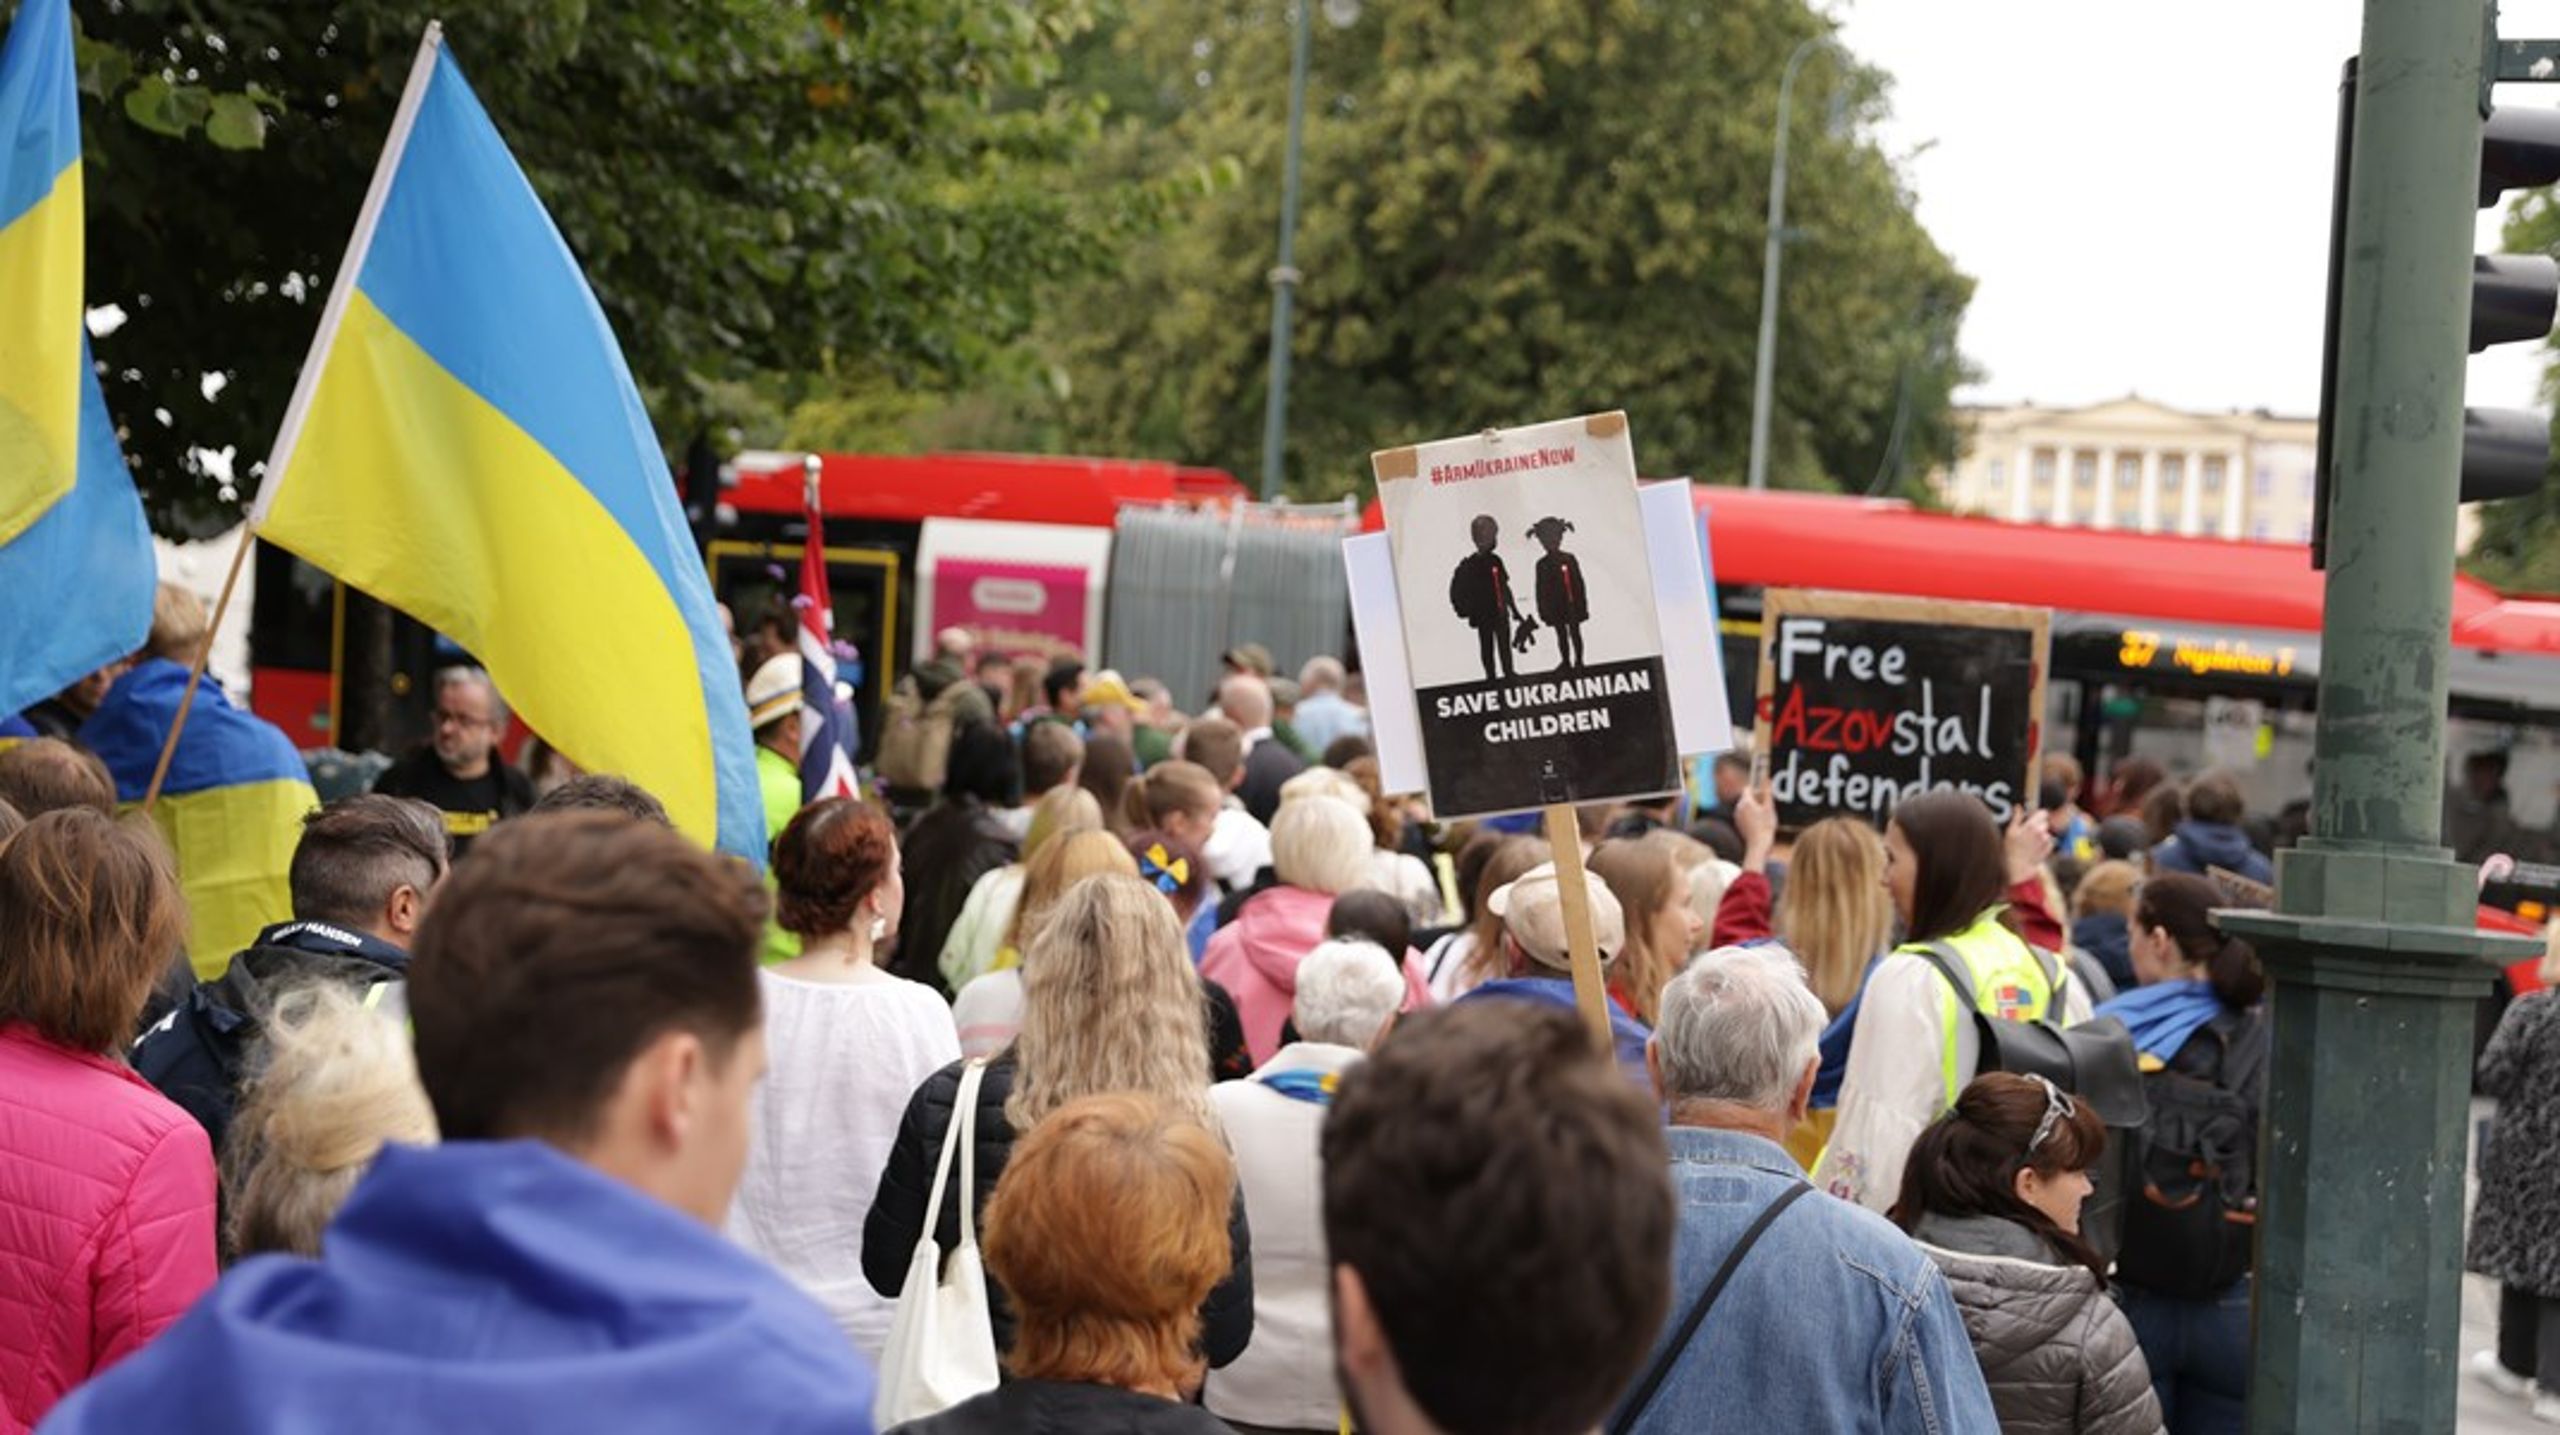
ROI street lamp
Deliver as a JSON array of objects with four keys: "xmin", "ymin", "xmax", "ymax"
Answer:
[
  {"xmin": 1745, "ymin": 34, "xmax": 1844, "ymax": 492},
  {"xmin": 1257, "ymin": 0, "xmax": 1358, "ymax": 503}
]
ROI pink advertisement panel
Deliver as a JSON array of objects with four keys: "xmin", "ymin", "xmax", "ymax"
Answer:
[{"xmin": 932, "ymin": 558, "xmax": 1091, "ymax": 662}]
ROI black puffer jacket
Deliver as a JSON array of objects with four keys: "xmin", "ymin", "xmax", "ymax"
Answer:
[
  {"xmin": 895, "ymin": 800, "xmax": 1019, "ymax": 997},
  {"xmin": 889, "ymin": 1379, "xmax": 1234, "ymax": 1435},
  {"xmin": 862, "ymin": 1056, "xmax": 1255, "ymax": 1366}
]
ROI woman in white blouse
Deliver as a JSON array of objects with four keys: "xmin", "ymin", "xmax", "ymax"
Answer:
[{"xmin": 726, "ymin": 797, "xmax": 959, "ymax": 1357}]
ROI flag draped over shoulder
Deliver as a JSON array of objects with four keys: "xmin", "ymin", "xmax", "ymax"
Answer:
[
  {"xmin": 253, "ymin": 29, "xmax": 762, "ymax": 863},
  {"xmin": 82, "ymin": 660, "xmax": 317, "ymax": 977},
  {"xmin": 797, "ymin": 490, "xmax": 861, "ymax": 804},
  {"xmin": 0, "ymin": 0, "xmax": 154, "ymax": 716}
]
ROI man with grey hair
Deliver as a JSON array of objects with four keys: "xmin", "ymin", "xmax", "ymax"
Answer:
[
  {"xmin": 1618, "ymin": 945, "xmax": 1995, "ymax": 1434},
  {"xmin": 1220, "ymin": 671, "xmax": 1304, "ymax": 825},
  {"xmin": 1206, "ymin": 939, "xmax": 1403, "ymax": 1432},
  {"xmin": 1292, "ymin": 654, "xmax": 1368, "ymax": 755},
  {"xmin": 373, "ymin": 665, "xmax": 533, "ymax": 860}
]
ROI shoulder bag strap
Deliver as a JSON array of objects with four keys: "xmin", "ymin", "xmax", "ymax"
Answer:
[
  {"xmin": 1608, "ymin": 1182, "xmax": 1815, "ymax": 1435},
  {"xmin": 952, "ymin": 1059, "xmax": 988, "ymax": 1253},
  {"xmin": 1915, "ymin": 939, "xmax": 1979, "ymax": 1011}
]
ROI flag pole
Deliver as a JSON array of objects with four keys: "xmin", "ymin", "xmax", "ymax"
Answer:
[
  {"xmin": 252, "ymin": 20, "xmax": 444, "ymax": 519},
  {"xmin": 172, "ymin": 22, "xmax": 441, "ymax": 813},
  {"xmin": 142, "ymin": 523, "xmax": 255, "ymax": 812}
]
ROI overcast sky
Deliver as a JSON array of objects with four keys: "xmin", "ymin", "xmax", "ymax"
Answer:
[{"xmin": 1832, "ymin": 0, "xmax": 2560, "ymax": 417}]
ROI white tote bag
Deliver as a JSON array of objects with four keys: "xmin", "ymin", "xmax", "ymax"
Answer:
[{"xmin": 873, "ymin": 1059, "xmax": 1002, "ymax": 1428}]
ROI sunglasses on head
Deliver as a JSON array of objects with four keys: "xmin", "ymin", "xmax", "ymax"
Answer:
[{"xmin": 2025, "ymin": 1074, "xmax": 2075, "ymax": 1156}]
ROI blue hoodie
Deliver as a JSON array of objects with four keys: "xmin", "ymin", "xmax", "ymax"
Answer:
[
  {"xmin": 2151, "ymin": 819, "xmax": 2273, "ymax": 886},
  {"xmin": 41, "ymin": 1141, "xmax": 875, "ymax": 1435},
  {"xmin": 1460, "ymin": 977, "xmax": 1655, "ymax": 1091}
]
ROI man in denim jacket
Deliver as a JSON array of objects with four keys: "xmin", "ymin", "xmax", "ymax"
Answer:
[{"xmin": 1621, "ymin": 945, "xmax": 1998, "ymax": 1434}]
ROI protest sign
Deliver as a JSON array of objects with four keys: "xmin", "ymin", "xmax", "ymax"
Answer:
[
  {"xmin": 1753, "ymin": 589, "xmax": 2047, "ymax": 829},
  {"xmin": 1370, "ymin": 412, "xmax": 1678, "ymax": 820}
]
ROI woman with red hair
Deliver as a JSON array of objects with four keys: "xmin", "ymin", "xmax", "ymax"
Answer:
[
  {"xmin": 888, "ymin": 1093, "xmax": 1237, "ymax": 1434},
  {"xmin": 727, "ymin": 798, "xmax": 960, "ymax": 1359}
]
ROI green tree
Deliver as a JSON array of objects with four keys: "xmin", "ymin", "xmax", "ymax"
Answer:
[
  {"xmin": 1026, "ymin": 0, "xmax": 1972, "ymax": 500},
  {"xmin": 2466, "ymin": 190, "xmax": 2560, "ymax": 592},
  {"xmin": 52, "ymin": 0, "xmax": 1113, "ymax": 532}
]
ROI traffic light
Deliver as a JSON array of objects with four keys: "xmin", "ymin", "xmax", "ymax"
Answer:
[{"xmin": 2313, "ymin": 62, "xmax": 2560, "ymax": 567}]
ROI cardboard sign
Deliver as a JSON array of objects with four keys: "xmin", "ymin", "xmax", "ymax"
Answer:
[
  {"xmin": 1371, "ymin": 413, "xmax": 1678, "ymax": 819},
  {"xmin": 1753, "ymin": 589, "xmax": 2048, "ymax": 828}
]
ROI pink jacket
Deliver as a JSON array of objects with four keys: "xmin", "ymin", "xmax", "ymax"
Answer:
[
  {"xmin": 1202, "ymin": 886, "xmax": 1432, "ymax": 1063},
  {"xmin": 0, "ymin": 1024, "xmax": 216, "ymax": 1433}
]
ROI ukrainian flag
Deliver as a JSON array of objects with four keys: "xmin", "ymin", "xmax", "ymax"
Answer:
[
  {"xmin": 0, "ymin": 0, "xmax": 155, "ymax": 720},
  {"xmin": 253, "ymin": 28, "xmax": 762, "ymax": 863},
  {"xmin": 82, "ymin": 660, "xmax": 318, "ymax": 977},
  {"xmin": 0, "ymin": 0, "xmax": 81, "ymax": 547}
]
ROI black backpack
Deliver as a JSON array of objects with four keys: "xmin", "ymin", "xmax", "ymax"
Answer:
[
  {"xmin": 2112, "ymin": 1006, "xmax": 2267, "ymax": 1298},
  {"xmin": 1917, "ymin": 940, "xmax": 2150, "ymax": 1263}
]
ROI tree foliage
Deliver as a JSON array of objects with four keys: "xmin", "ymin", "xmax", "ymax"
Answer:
[
  {"xmin": 1011, "ymin": 0, "xmax": 1971, "ymax": 500},
  {"xmin": 55, "ymin": 0, "xmax": 1115, "ymax": 532}
]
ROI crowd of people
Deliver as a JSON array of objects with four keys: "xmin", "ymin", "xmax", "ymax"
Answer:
[{"xmin": 2, "ymin": 604, "xmax": 2543, "ymax": 1435}]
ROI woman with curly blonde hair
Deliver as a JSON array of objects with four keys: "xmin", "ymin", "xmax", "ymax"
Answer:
[
  {"xmin": 865, "ymin": 873, "xmax": 1252, "ymax": 1365},
  {"xmin": 949, "ymin": 829, "xmax": 1138, "ymax": 1059}
]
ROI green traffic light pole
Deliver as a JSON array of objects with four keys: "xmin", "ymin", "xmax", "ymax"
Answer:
[{"xmin": 2217, "ymin": 0, "xmax": 2535, "ymax": 1427}]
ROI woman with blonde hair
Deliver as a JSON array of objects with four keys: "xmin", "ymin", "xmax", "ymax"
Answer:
[
  {"xmin": 1779, "ymin": 818, "xmax": 1896, "ymax": 1017},
  {"xmin": 892, "ymin": 1093, "xmax": 1237, "ymax": 1434},
  {"xmin": 1588, "ymin": 836, "xmax": 1702, "ymax": 1026},
  {"xmin": 950, "ymin": 829, "xmax": 1138, "ymax": 1058},
  {"xmin": 225, "ymin": 982, "xmax": 436, "ymax": 1260},
  {"xmin": 866, "ymin": 873, "xmax": 1254, "ymax": 1366},
  {"xmin": 938, "ymin": 785, "xmax": 1104, "ymax": 993},
  {"xmin": 1343, "ymin": 756, "xmax": 1445, "ymax": 927},
  {"xmin": 1204, "ymin": 795, "xmax": 1430, "ymax": 1063}
]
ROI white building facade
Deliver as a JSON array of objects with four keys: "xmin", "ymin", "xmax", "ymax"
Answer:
[{"xmin": 1932, "ymin": 397, "xmax": 2320, "ymax": 543}]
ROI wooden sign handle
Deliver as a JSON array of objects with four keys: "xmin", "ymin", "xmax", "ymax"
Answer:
[{"xmin": 1540, "ymin": 804, "xmax": 1614, "ymax": 1055}]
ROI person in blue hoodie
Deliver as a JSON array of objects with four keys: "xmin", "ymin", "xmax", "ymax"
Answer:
[
  {"xmin": 41, "ymin": 810, "xmax": 876, "ymax": 1435},
  {"xmin": 1456, "ymin": 859, "xmax": 1652, "ymax": 1088},
  {"xmin": 2149, "ymin": 770, "xmax": 2272, "ymax": 887}
]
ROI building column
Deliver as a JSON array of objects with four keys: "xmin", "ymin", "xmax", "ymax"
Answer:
[
  {"xmin": 2138, "ymin": 448, "xmax": 2162, "ymax": 533},
  {"xmin": 2223, "ymin": 449, "xmax": 2247, "ymax": 539},
  {"xmin": 2180, "ymin": 449, "xmax": 2205, "ymax": 535},
  {"xmin": 2095, "ymin": 447, "xmax": 2118, "ymax": 530}
]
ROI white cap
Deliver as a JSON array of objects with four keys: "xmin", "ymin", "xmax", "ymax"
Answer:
[
  {"xmin": 1487, "ymin": 861, "xmax": 1626, "ymax": 973},
  {"xmin": 746, "ymin": 654, "xmax": 800, "ymax": 729}
]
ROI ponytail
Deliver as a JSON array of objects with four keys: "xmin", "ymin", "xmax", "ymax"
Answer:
[
  {"xmin": 2207, "ymin": 933, "xmax": 2265, "ymax": 1010},
  {"xmin": 2135, "ymin": 872, "xmax": 2262, "ymax": 1010}
]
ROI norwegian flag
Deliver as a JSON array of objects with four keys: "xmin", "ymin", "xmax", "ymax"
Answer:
[{"xmin": 796, "ymin": 466, "xmax": 862, "ymax": 803}]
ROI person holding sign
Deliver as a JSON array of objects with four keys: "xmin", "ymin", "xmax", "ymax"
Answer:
[
  {"xmin": 1455, "ymin": 862, "xmax": 1652, "ymax": 1088},
  {"xmin": 1813, "ymin": 792, "xmax": 2092, "ymax": 1215}
]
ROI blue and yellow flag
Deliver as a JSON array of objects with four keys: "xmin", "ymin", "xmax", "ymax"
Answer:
[
  {"xmin": 0, "ymin": 0, "xmax": 83, "ymax": 546},
  {"xmin": 83, "ymin": 660, "xmax": 317, "ymax": 976},
  {"xmin": 253, "ymin": 28, "xmax": 762, "ymax": 863},
  {"xmin": 0, "ymin": 0, "xmax": 155, "ymax": 718}
]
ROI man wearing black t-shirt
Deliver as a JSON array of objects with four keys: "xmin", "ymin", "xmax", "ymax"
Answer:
[{"xmin": 373, "ymin": 666, "xmax": 533, "ymax": 860}]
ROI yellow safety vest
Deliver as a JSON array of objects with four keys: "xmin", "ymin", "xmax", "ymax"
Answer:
[{"xmin": 1909, "ymin": 908, "xmax": 2061, "ymax": 1110}]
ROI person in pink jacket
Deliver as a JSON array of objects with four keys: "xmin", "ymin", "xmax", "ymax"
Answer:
[
  {"xmin": 1203, "ymin": 795, "xmax": 1429, "ymax": 1063},
  {"xmin": 0, "ymin": 809, "xmax": 216, "ymax": 1433}
]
